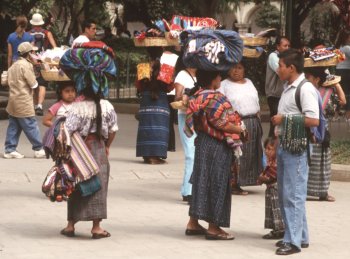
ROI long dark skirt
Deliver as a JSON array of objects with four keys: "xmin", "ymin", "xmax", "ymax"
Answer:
[
  {"xmin": 189, "ymin": 132, "xmax": 232, "ymax": 228},
  {"xmin": 238, "ymin": 116, "xmax": 263, "ymax": 186},
  {"xmin": 68, "ymin": 135, "xmax": 109, "ymax": 221},
  {"xmin": 307, "ymin": 144, "xmax": 331, "ymax": 198},
  {"xmin": 136, "ymin": 91, "xmax": 170, "ymax": 158},
  {"xmin": 265, "ymin": 184, "xmax": 285, "ymax": 231}
]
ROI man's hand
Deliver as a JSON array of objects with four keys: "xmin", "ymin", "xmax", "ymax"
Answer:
[{"xmin": 271, "ymin": 114, "xmax": 283, "ymax": 126}]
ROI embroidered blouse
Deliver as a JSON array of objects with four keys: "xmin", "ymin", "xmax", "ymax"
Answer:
[
  {"xmin": 65, "ymin": 99, "xmax": 118, "ymax": 139},
  {"xmin": 185, "ymin": 89, "xmax": 241, "ymax": 146}
]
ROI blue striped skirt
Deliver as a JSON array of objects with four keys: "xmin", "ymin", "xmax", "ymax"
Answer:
[
  {"xmin": 136, "ymin": 91, "xmax": 170, "ymax": 158},
  {"xmin": 189, "ymin": 132, "xmax": 232, "ymax": 227}
]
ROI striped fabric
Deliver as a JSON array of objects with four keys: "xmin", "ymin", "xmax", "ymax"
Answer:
[
  {"xmin": 318, "ymin": 87, "xmax": 334, "ymax": 111},
  {"xmin": 265, "ymin": 184, "xmax": 285, "ymax": 231},
  {"xmin": 185, "ymin": 89, "xmax": 241, "ymax": 145},
  {"xmin": 238, "ymin": 116, "xmax": 263, "ymax": 186},
  {"xmin": 68, "ymin": 135, "xmax": 109, "ymax": 221},
  {"xmin": 136, "ymin": 91, "xmax": 170, "ymax": 158},
  {"xmin": 189, "ymin": 132, "xmax": 233, "ymax": 227},
  {"xmin": 307, "ymin": 144, "xmax": 331, "ymax": 197},
  {"xmin": 70, "ymin": 132, "xmax": 100, "ymax": 183},
  {"xmin": 60, "ymin": 46, "xmax": 117, "ymax": 97}
]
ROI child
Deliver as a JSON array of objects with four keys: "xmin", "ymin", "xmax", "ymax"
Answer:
[
  {"xmin": 257, "ymin": 137, "xmax": 285, "ymax": 239},
  {"xmin": 43, "ymin": 81, "xmax": 77, "ymax": 127}
]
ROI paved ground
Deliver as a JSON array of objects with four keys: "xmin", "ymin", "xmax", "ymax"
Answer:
[{"xmin": 0, "ymin": 102, "xmax": 350, "ymax": 259}]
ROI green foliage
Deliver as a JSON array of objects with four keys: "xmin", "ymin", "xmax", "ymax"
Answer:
[
  {"xmin": 309, "ymin": 2, "xmax": 339, "ymax": 45},
  {"xmin": 109, "ymin": 38, "xmax": 148, "ymax": 73},
  {"xmin": 331, "ymin": 140, "xmax": 350, "ymax": 164},
  {"xmin": 255, "ymin": 4, "xmax": 280, "ymax": 29}
]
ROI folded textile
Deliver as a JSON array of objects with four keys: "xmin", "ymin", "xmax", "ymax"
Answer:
[
  {"xmin": 60, "ymin": 46, "xmax": 117, "ymax": 97},
  {"xmin": 180, "ymin": 29, "xmax": 243, "ymax": 71}
]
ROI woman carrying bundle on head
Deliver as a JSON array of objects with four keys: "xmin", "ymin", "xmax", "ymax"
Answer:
[
  {"xmin": 184, "ymin": 69, "xmax": 245, "ymax": 240},
  {"xmin": 59, "ymin": 43, "xmax": 118, "ymax": 239}
]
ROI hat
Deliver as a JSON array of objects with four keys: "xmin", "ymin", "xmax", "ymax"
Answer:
[
  {"xmin": 322, "ymin": 75, "xmax": 341, "ymax": 87},
  {"xmin": 30, "ymin": 13, "xmax": 44, "ymax": 26},
  {"xmin": 18, "ymin": 42, "xmax": 38, "ymax": 55},
  {"xmin": 322, "ymin": 68, "xmax": 341, "ymax": 87}
]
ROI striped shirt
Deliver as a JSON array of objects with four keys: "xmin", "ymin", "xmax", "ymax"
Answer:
[{"xmin": 185, "ymin": 89, "xmax": 241, "ymax": 144}]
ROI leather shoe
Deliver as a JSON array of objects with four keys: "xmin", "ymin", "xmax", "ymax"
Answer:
[
  {"xmin": 276, "ymin": 243, "xmax": 301, "ymax": 255},
  {"xmin": 276, "ymin": 240, "xmax": 309, "ymax": 248}
]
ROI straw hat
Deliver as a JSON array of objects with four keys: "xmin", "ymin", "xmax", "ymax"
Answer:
[
  {"xmin": 30, "ymin": 13, "xmax": 44, "ymax": 26},
  {"xmin": 322, "ymin": 75, "xmax": 341, "ymax": 87}
]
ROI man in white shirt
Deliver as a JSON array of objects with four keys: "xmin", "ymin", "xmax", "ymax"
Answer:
[
  {"xmin": 266, "ymin": 36, "xmax": 290, "ymax": 136},
  {"xmin": 72, "ymin": 20, "xmax": 97, "ymax": 47},
  {"xmin": 272, "ymin": 49, "xmax": 319, "ymax": 255}
]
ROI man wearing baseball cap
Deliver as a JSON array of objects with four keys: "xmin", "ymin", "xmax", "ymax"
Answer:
[
  {"xmin": 29, "ymin": 12, "xmax": 57, "ymax": 116},
  {"xmin": 3, "ymin": 42, "xmax": 46, "ymax": 159}
]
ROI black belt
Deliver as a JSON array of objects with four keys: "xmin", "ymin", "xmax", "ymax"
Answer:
[{"xmin": 241, "ymin": 114, "xmax": 258, "ymax": 119}]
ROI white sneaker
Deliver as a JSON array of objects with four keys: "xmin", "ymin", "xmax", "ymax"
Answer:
[
  {"xmin": 34, "ymin": 149, "xmax": 46, "ymax": 158},
  {"xmin": 3, "ymin": 151, "xmax": 25, "ymax": 159}
]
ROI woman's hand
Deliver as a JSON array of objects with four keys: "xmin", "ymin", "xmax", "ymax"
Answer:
[
  {"xmin": 105, "ymin": 146, "xmax": 110, "ymax": 157},
  {"xmin": 271, "ymin": 114, "xmax": 283, "ymax": 126}
]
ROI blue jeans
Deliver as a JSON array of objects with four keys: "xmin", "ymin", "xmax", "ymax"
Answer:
[
  {"xmin": 4, "ymin": 116, "xmax": 43, "ymax": 153},
  {"xmin": 277, "ymin": 147, "xmax": 309, "ymax": 249},
  {"xmin": 178, "ymin": 113, "xmax": 196, "ymax": 197}
]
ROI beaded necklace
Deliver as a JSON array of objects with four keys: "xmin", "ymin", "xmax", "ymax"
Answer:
[{"xmin": 279, "ymin": 114, "xmax": 308, "ymax": 154}]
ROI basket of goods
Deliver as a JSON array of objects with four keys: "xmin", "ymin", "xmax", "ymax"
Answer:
[
  {"xmin": 39, "ymin": 47, "xmax": 70, "ymax": 81},
  {"xmin": 304, "ymin": 48, "xmax": 345, "ymax": 67},
  {"xmin": 240, "ymin": 33, "xmax": 268, "ymax": 46},
  {"xmin": 170, "ymin": 100, "xmax": 186, "ymax": 110},
  {"xmin": 41, "ymin": 67, "xmax": 70, "ymax": 81},
  {"xmin": 243, "ymin": 47, "xmax": 264, "ymax": 58}
]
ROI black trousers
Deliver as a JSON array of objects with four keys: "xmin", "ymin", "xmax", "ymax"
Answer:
[
  {"xmin": 267, "ymin": 96, "xmax": 280, "ymax": 137},
  {"xmin": 167, "ymin": 95, "xmax": 177, "ymax": 151}
]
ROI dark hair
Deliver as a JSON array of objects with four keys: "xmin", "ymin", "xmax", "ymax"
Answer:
[
  {"xmin": 82, "ymin": 20, "xmax": 96, "ymax": 31},
  {"xmin": 304, "ymin": 67, "xmax": 327, "ymax": 86},
  {"xmin": 147, "ymin": 47, "xmax": 163, "ymax": 61},
  {"xmin": 196, "ymin": 70, "xmax": 221, "ymax": 89},
  {"xmin": 82, "ymin": 79, "xmax": 103, "ymax": 140},
  {"xmin": 56, "ymin": 81, "xmax": 76, "ymax": 101},
  {"xmin": 263, "ymin": 137, "xmax": 277, "ymax": 149},
  {"xmin": 308, "ymin": 38, "xmax": 326, "ymax": 49},
  {"xmin": 335, "ymin": 28, "xmax": 350, "ymax": 48},
  {"xmin": 275, "ymin": 36, "xmax": 290, "ymax": 46},
  {"xmin": 278, "ymin": 48, "xmax": 304, "ymax": 74}
]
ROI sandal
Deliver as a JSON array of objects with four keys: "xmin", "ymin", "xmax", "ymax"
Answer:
[
  {"xmin": 92, "ymin": 231, "xmax": 111, "ymax": 239},
  {"xmin": 231, "ymin": 186, "xmax": 248, "ymax": 195},
  {"xmin": 319, "ymin": 195, "xmax": 336, "ymax": 202},
  {"xmin": 185, "ymin": 225, "xmax": 207, "ymax": 236},
  {"xmin": 60, "ymin": 228, "xmax": 75, "ymax": 237},
  {"xmin": 205, "ymin": 232, "xmax": 235, "ymax": 240},
  {"xmin": 262, "ymin": 230, "xmax": 284, "ymax": 239}
]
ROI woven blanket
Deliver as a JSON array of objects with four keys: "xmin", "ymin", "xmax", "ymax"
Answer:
[{"xmin": 60, "ymin": 44, "xmax": 117, "ymax": 97}]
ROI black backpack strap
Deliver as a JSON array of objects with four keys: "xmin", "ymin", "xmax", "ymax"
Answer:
[{"xmin": 294, "ymin": 78, "xmax": 309, "ymax": 113}]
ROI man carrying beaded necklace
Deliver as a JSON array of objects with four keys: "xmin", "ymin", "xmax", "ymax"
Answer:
[{"xmin": 271, "ymin": 49, "xmax": 319, "ymax": 256}]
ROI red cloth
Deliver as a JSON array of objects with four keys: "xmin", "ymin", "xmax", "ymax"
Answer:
[
  {"xmin": 157, "ymin": 63, "xmax": 175, "ymax": 84},
  {"xmin": 73, "ymin": 41, "xmax": 115, "ymax": 58}
]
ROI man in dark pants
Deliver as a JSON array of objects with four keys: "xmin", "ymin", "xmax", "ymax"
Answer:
[{"xmin": 265, "ymin": 36, "xmax": 290, "ymax": 137}]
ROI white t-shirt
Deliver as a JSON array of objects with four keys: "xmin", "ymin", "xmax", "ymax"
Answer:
[
  {"xmin": 174, "ymin": 70, "xmax": 196, "ymax": 114},
  {"xmin": 72, "ymin": 35, "xmax": 89, "ymax": 47},
  {"xmin": 278, "ymin": 73, "xmax": 319, "ymax": 119},
  {"xmin": 219, "ymin": 78, "xmax": 260, "ymax": 116}
]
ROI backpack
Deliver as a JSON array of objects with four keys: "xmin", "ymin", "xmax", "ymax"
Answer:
[
  {"xmin": 30, "ymin": 28, "xmax": 48, "ymax": 52},
  {"xmin": 295, "ymin": 79, "xmax": 327, "ymax": 144}
]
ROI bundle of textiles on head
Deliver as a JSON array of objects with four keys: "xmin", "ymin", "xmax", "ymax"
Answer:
[
  {"xmin": 180, "ymin": 29, "xmax": 243, "ymax": 71},
  {"xmin": 279, "ymin": 114, "xmax": 308, "ymax": 154},
  {"xmin": 59, "ymin": 41, "xmax": 117, "ymax": 97}
]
